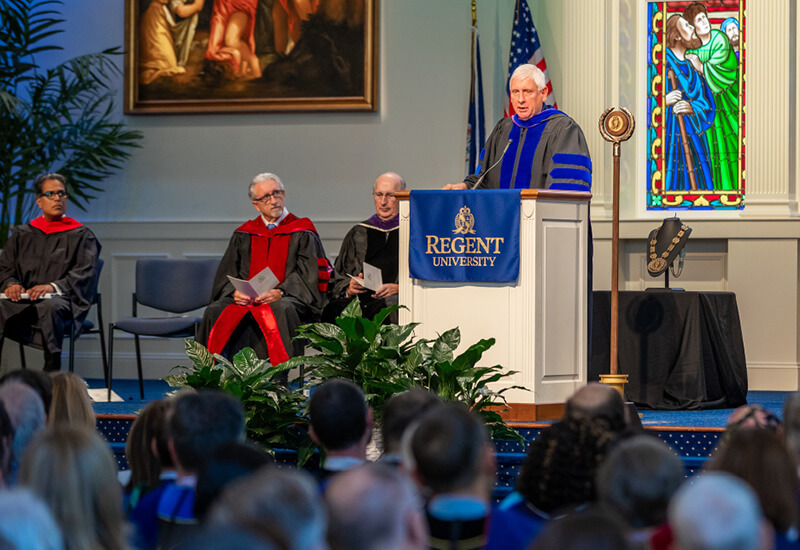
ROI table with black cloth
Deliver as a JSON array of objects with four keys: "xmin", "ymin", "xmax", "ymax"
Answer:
[{"xmin": 590, "ymin": 290, "xmax": 748, "ymax": 410}]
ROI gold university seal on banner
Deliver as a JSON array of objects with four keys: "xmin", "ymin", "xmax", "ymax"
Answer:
[{"xmin": 453, "ymin": 206, "xmax": 476, "ymax": 235}]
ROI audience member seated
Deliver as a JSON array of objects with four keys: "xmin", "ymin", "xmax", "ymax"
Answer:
[
  {"xmin": 178, "ymin": 525, "xmax": 278, "ymax": 550},
  {"xmin": 0, "ymin": 401, "xmax": 14, "ymax": 488},
  {"xmin": 208, "ymin": 466, "xmax": 327, "ymax": 550},
  {"xmin": 323, "ymin": 172, "xmax": 405, "ymax": 324},
  {"xmin": 379, "ymin": 387, "xmax": 441, "ymax": 467},
  {"xmin": 404, "ymin": 403, "xmax": 495, "ymax": 550},
  {"xmin": 706, "ymin": 428, "xmax": 799, "ymax": 547},
  {"xmin": 0, "ymin": 173, "xmax": 101, "ymax": 371},
  {"xmin": 530, "ymin": 506, "xmax": 634, "ymax": 550},
  {"xmin": 0, "ymin": 487, "xmax": 63, "ymax": 550},
  {"xmin": 725, "ymin": 403, "xmax": 782, "ymax": 434},
  {"xmin": 19, "ymin": 425, "xmax": 127, "ymax": 550},
  {"xmin": 596, "ymin": 435, "xmax": 684, "ymax": 547},
  {"xmin": 0, "ymin": 381, "xmax": 46, "ymax": 484},
  {"xmin": 325, "ymin": 462, "xmax": 428, "ymax": 550},
  {"xmin": 194, "ymin": 441, "xmax": 273, "ymax": 521},
  {"xmin": 123, "ymin": 398, "xmax": 176, "ymax": 513},
  {"xmin": 0, "ymin": 369, "xmax": 53, "ymax": 418},
  {"xmin": 668, "ymin": 472, "xmax": 774, "ymax": 550},
  {"xmin": 48, "ymin": 372, "xmax": 95, "ymax": 429},
  {"xmin": 308, "ymin": 378, "xmax": 373, "ymax": 487},
  {"xmin": 563, "ymin": 382, "xmax": 630, "ymax": 436},
  {"xmin": 782, "ymin": 392, "xmax": 800, "ymax": 471},
  {"xmin": 129, "ymin": 390, "xmax": 245, "ymax": 550},
  {"xmin": 198, "ymin": 172, "xmax": 330, "ymax": 365},
  {"xmin": 486, "ymin": 415, "xmax": 615, "ymax": 550}
]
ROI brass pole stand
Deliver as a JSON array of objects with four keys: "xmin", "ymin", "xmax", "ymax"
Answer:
[{"xmin": 598, "ymin": 108, "xmax": 635, "ymax": 398}]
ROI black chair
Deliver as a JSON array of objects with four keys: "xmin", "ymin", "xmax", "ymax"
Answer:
[
  {"xmin": 107, "ymin": 258, "xmax": 219, "ymax": 401},
  {"xmin": 0, "ymin": 258, "xmax": 107, "ymax": 375}
]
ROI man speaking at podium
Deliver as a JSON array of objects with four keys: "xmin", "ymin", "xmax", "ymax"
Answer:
[{"xmin": 444, "ymin": 64, "xmax": 592, "ymax": 191}]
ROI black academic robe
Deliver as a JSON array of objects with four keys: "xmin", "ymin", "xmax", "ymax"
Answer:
[
  {"xmin": 323, "ymin": 221, "xmax": 399, "ymax": 323},
  {"xmin": 197, "ymin": 227, "xmax": 327, "ymax": 360},
  {"xmin": 0, "ymin": 223, "xmax": 100, "ymax": 353}
]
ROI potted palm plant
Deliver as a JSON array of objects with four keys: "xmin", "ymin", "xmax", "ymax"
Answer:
[{"xmin": 0, "ymin": 0, "xmax": 142, "ymax": 246}]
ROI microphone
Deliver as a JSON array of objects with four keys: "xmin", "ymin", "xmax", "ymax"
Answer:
[{"xmin": 470, "ymin": 139, "xmax": 513, "ymax": 189}]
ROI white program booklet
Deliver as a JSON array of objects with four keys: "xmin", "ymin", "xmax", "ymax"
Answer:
[
  {"xmin": 0, "ymin": 293, "xmax": 55, "ymax": 300},
  {"xmin": 227, "ymin": 267, "xmax": 279, "ymax": 298},
  {"xmin": 348, "ymin": 262, "xmax": 383, "ymax": 292}
]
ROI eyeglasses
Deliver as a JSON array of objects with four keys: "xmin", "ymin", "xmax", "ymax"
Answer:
[
  {"xmin": 252, "ymin": 190, "xmax": 285, "ymax": 203},
  {"xmin": 373, "ymin": 192, "xmax": 397, "ymax": 201},
  {"xmin": 39, "ymin": 190, "xmax": 68, "ymax": 200}
]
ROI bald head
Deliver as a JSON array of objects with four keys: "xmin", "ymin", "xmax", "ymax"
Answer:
[
  {"xmin": 564, "ymin": 383, "xmax": 626, "ymax": 434},
  {"xmin": 373, "ymin": 172, "xmax": 405, "ymax": 192}
]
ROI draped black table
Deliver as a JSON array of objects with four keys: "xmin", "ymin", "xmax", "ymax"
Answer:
[{"xmin": 590, "ymin": 290, "xmax": 748, "ymax": 410}]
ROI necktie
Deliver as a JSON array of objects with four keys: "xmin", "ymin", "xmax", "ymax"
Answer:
[{"xmin": 267, "ymin": 223, "xmax": 276, "ymax": 229}]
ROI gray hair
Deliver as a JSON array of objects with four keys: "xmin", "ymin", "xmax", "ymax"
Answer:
[
  {"xmin": 373, "ymin": 172, "xmax": 406, "ymax": 192},
  {"xmin": 248, "ymin": 173, "xmax": 285, "ymax": 200},
  {"xmin": 210, "ymin": 466, "xmax": 326, "ymax": 550},
  {"xmin": 326, "ymin": 462, "xmax": 424, "ymax": 550},
  {"xmin": 669, "ymin": 473, "xmax": 764, "ymax": 550},
  {"xmin": 0, "ymin": 382, "xmax": 45, "ymax": 477},
  {"xmin": 0, "ymin": 488, "xmax": 63, "ymax": 550},
  {"xmin": 510, "ymin": 64, "xmax": 546, "ymax": 92}
]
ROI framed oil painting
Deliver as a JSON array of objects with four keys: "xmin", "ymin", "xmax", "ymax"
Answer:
[
  {"xmin": 124, "ymin": 0, "xmax": 378, "ymax": 114},
  {"xmin": 646, "ymin": 0, "xmax": 745, "ymax": 211}
]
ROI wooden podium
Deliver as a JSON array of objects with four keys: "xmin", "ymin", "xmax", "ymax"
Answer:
[{"xmin": 395, "ymin": 189, "xmax": 592, "ymax": 421}]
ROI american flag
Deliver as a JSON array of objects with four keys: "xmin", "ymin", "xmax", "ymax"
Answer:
[
  {"xmin": 506, "ymin": 0, "xmax": 557, "ymax": 116},
  {"xmin": 466, "ymin": 13, "xmax": 486, "ymax": 177}
]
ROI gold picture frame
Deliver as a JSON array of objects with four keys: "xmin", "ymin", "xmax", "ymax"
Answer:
[{"xmin": 124, "ymin": 0, "xmax": 378, "ymax": 114}]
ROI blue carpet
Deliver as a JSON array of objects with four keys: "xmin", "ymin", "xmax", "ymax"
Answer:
[{"xmin": 92, "ymin": 378, "xmax": 792, "ymax": 430}]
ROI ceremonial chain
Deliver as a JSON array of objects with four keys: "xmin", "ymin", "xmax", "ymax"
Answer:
[{"xmin": 647, "ymin": 224, "xmax": 689, "ymax": 273}]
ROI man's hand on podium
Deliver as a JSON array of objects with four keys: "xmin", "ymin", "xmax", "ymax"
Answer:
[{"xmin": 442, "ymin": 182, "xmax": 468, "ymax": 190}]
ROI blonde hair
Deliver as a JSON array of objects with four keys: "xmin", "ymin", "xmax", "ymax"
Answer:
[
  {"xmin": 20, "ymin": 426, "xmax": 127, "ymax": 550},
  {"xmin": 48, "ymin": 373, "xmax": 95, "ymax": 430}
]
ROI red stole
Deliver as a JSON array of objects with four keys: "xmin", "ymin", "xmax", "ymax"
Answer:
[
  {"xmin": 30, "ymin": 216, "xmax": 82, "ymax": 234},
  {"xmin": 207, "ymin": 214, "xmax": 319, "ymax": 364}
]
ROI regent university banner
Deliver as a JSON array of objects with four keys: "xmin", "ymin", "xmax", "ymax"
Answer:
[{"xmin": 409, "ymin": 190, "xmax": 520, "ymax": 282}]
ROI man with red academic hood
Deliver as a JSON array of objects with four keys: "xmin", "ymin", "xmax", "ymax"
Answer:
[
  {"xmin": 0, "ymin": 173, "xmax": 101, "ymax": 371},
  {"xmin": 197, "ymin": 173, "xmax": 330, "ymax": 366}
]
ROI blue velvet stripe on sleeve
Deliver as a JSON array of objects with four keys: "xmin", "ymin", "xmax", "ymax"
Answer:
[{"xmin": 551, "ymin": 152, "xmax": 592, "ymax": 189}]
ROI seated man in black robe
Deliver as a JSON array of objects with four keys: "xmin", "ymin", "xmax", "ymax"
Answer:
[
  {"xmin": 322, "ymin": 172, "xmax": 404, "ymax": 324},
  {"xmin": 0, "ymin": 173, "xmax": 101, "ymax": 371},
  {"xmin": 197, "ymin": 172, "xmax": 329, "ymax": 364}
]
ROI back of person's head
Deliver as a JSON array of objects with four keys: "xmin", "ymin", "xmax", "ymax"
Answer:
[
  {"xmin": 0, "ymin": 401, "xmax": 13, "ymax": 486},
  {"xmin": 783, "ymin": 392, "xmax": 800, "ymax": 467},
  {"xmin": 517, "ymin": 415, "xmax": 615, "ymax": 514},
  {"xmin": 706, "ymin": 427, "xmax": 798, "ymax": 534},
  {"xmin": 381, "ymin": 388, "xmax": 441, "ymax": 456},
  {"xmin": 669, "ymin": 472, "xmax": 767, "ymax": 550},
  {"xmin": 0, "ymin": 382, "xmax": 45, "ymax": 478},
  {"xmin": 169, "ymin": 390, "xmax": 245, "ymax": 473},
  {"xmin": 0, "ymin": 487, "xmax": 63, "ymax": 550},
  {"xmin": 597, "ymin": 434, "xmax": 684, "ymax": 529},
  {"xmin": 0, "ymin": 370, "xmax": 53, "ymax": 417},
  {"xmin": 19, "ymin": 425, "xmax": 126, "ymax": 550},
  {"xmin": 47, "ymin": 373, "xmax": 95, "ymax": 430},
  {"xmin": 209, "ymin": 466, "xmax": 326, "ymax": 550},
  {"xmin": 194, "ymin": 441, "xmax": 273, "ymax": 521},
  {"xmin": 564, "ymin": 383, "xmax": 627, "ymax": 434},
  {"xmin": 125, "ymin": 398, "xmax": 173, "ymax": 493},
  {"xmin": 405, "ymin": 402, "xmax": 493, "ymax": 497},
  {"xmin": 325, "ymin": 462, "xmax": 427, "ymax": 550},
  {"xmin": 309, "ymin": 379, "xmax": 368, "ymax": 452},
  {"xmin": 531, "ymin": 506, "xmax": 633, "ymax": 550}
]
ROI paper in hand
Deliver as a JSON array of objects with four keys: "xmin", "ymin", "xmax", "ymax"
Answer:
[
  {"xmin": 227, "ymin": 266, "xmax": 279, "ymax": 298},
  {"xmin": 361, "ymin": 262, "xmax": 383, "ymax": 292}
]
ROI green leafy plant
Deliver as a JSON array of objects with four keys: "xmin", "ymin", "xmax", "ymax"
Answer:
[
  {"xmin": 0, "ymin": 0, "xmax": 142, "ymax": 246},
  {"xmin": 166, "ymin": 340, "xmax": 315, "ymax": 465},
  {"xmin": 283, "ymin": 299, "xmax": 526, "ymax": 440}
]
